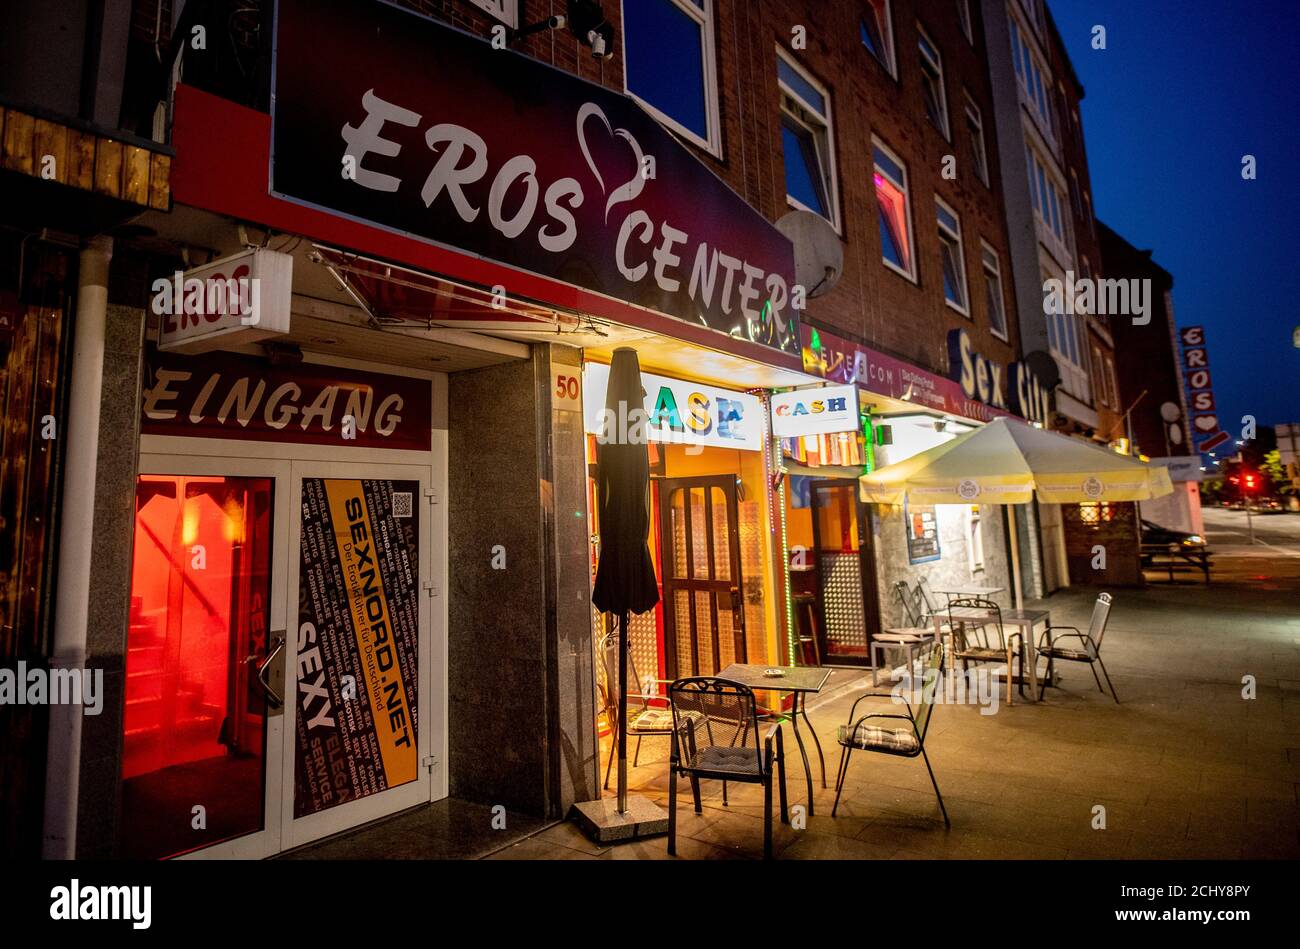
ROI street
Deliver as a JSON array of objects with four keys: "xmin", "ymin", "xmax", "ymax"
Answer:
[{"xmin": 1202, "ymin": 505, "xmax": 1300, "ymax": 556}]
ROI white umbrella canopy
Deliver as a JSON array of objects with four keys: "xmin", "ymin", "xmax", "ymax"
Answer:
[
  {"xmin": 859, "ymin": 417, "xmax": 1174, "ymax": 609},
  {"xmin": 859, "ymin": 417, "xmax": 1174, "ymax": 506}
]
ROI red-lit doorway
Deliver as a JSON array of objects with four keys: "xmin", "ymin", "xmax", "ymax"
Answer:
[{"xmin": 123, "ymin": 452, "xmax": 442, "ymax": 859}]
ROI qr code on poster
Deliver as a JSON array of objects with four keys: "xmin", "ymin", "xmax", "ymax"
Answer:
[{"xmin": 392, "ymin": 492, "xmax": 413, "ymax": 518}]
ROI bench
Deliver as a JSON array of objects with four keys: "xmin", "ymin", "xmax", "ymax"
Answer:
[{"xmin": 1141, "ymin": 544, "xmax": 1213, "ymax": 583}]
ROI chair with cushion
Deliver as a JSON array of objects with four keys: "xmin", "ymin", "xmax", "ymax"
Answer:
[
  {"xmin": 831, "ymin": 642, "xmax": 949, "ymax": 826},
  {"xmin": 947, "ymin": 595, "xmax": 1020, "ymax": 705},
  {"xmin": 599, "ymin": 632, "xmax": 675, "ymax": 789},
  {"xmin": 1037, "ymin": 592, "xmax": 1119, "ymax": 702},
  {"xmin": 667, "ymin": 677, "xmax": 788, "ymax": 859}
]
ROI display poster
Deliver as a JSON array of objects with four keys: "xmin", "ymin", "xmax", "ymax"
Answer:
[
  {"xmin": 905, "ymin": 500, "xmax": 941, "ymax": 564},
  {"xmin": 295, "ymin": 478, "xmax": 420, "ymax": 817}
]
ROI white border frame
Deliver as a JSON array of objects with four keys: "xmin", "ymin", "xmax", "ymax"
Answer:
[
  {"xmin": 872, "ymin": 136, "xmax": 917, "ymax": 283},
  {"xmin": 776, "ymin": 46, "xmax": 842, "ymax": 233},
  {"xmin": 467, "ymin": 0, "xmax": 518, "ymax": 29},
  {"xmin": 980, "ymin": 239, "xmax": 1010, "ymax": 341},
  {"xmin": 620, "ymin": 0, "xmax": 723, "ymax": 157},
  {"xmin": 963, "ymin": 91, "xmax": 990, "ymax": 187},
  {"xmin": 917, "ymin": 23, "xmax": 951, "ymax": 140},
  {"xmin": 861, "ymin": 0, "xmax": 898, "ymax": 79},
  {"xmin": 935, "ymin": 195, "xmax": 970, "ymax": 316}
]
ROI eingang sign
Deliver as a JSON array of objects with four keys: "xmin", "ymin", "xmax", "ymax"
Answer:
[{"xmin": 271, "ymin": 0, "xmax": 799, "ymax": 355}]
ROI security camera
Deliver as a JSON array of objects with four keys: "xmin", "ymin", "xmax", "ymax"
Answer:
[{"xmin": 566, "ymin": 0, "xmax": 615, "ymax": 59}]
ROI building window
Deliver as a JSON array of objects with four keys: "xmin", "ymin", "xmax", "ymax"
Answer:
[
  {"xmin": 1044, "ymin": 265, "xmax": 1091, "ymax": 401},
  {"xmin": 917, "ymin": 26, "xmax": 949, "ymax": 138},
  {"xmin": 1084, "ymin": 190, "xmax": 1096, "ymax": 237},
  {"xmin": 778, "ymin": 51, "xmax": 839, "ymax": 229},
  {"xmin": 468, "ymin": 0, "xmax": 518, "ymax": 28},
  {"xmin": 1026, "ymin": 145, "xmax": 1067, "ymax": 244},
  {"xmin": 964, "ymin": 93, "xmax": 988, "ymax": 186},
  {"xmin": 981, "ymin": 242, "xmax": 1009, "ymax": 339},
  {"xmin": 860, "ymin": 0, "xmax": 896, "ymax": 77},
  {"xmin": 873, "ymin": 139, "xmax": 915, "ymax": 280},
  {"xmin": 1069, "ymin": 168, "xmax": 1082, "ymax": 218},
  {"xmin": 623, "ymin": 0, "xmax": 720, "ymax": 154},
  {"xmin": 936, "ymin": 198, "xmax": 968, "ymax": 314},
  {"xmin": 1106, "ymin": 356, "xmax": 1120, "ymax": 410},
  {"xmin": 1009, "ymin": 13, "xmax": 1054, "ymax": 138},
  {"xmin": 1092, "ymin": 344, "xmax": 1109, "ymax": 406},
  {"xmin": 956, "ymin": 0, "xmax": 974, "ymax": 44}
]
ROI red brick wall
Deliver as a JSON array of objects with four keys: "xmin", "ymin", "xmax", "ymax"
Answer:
[{"xmin": 417, "ymin": 0, "xmax": 1022, "ymax": 382}]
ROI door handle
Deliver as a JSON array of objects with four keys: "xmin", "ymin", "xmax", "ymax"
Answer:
[{"xmin": 256, "ymin": 635, "xmax": 286, "ymax": 710}]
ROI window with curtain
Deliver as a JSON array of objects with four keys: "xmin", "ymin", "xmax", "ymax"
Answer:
[{"xmin": 873, "ymin": 140, "xmax": 915, "ymax": 279}]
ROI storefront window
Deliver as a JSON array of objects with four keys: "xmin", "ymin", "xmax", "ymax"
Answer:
[{"xmin": 121, "ymin": 475, "xmax": 273, "ymax": 859}]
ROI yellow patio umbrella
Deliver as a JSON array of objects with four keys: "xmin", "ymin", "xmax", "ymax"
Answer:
[{"xmin": 859, "ymin": 417, "xmax": 1174, "ymax": 608}]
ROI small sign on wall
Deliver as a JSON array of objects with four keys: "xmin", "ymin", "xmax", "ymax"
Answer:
[
  {"xmin": 552, "ymin": 365, "xmax": 583, "ymax": 413},
  {"xmin": 905, "ymin": 500, "xmax": 941, "ymax": 564},
  {"xmin": 770, "ymin": 384, "xmax": 860, "ymax": 438},
  {"xmin": 155, "ymin": 248, "xmax": 292, "ymax": 353}
]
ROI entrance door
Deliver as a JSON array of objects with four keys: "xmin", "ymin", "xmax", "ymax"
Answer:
[
  {"xmin": 124, "ymin": 455, "xmax": 437, "ymax": 858},
  {"xmin": 809, "ymin": 480, "xmax": 881, "ymax": 665},
  {"xmin": 659, "ymin": 476, "xmax": 745, "ymax": 678},
  {"xmin": 282, "ymin": 460, "xmax": 434, "ymax": 849}
]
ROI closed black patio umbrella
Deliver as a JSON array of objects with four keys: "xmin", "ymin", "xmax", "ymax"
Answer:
[{"xmin": 592, "ymin": 347, "xmax": 660, "ymax": 813}]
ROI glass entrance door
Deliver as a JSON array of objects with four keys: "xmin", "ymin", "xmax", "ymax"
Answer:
[
  {"xmin": 809, "ymin": 481, "xmax": 881, "ymax": 665},
  {"xmin": 122, "ymin": 459, "xmax": 290, "ymax": 859},
  {"xmin": 280, "ymin": 461, "xmax": 436, "ymax": 850},
  {"xmin": 659, "ymin": 476, "xmax": 746, "ymax": 678},
  {"xmin": 124, "ymin": 456, "xmax": 439, "ymax": 858}
]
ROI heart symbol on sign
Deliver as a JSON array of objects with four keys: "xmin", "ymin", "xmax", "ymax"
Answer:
[
  {"xmin": 576, "ymin": 102, "xmax": 647, "ymax": 224},
  {"xmin": 1194, "ymin": 415, "xmax": 1218, "ymax": 432}
]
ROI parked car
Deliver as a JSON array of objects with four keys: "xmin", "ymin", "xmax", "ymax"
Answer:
[{"xmin": 1140, "ymin": 520, "xmax": 1207, "ymax": 549}]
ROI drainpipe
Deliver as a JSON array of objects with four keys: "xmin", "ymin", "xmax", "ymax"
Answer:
[{"xmin": 42, "ymin": 234, "xmax": 113, "ymax": 859}]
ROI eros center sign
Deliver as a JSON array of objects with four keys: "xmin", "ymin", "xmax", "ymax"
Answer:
[{"xmin": 154, "ymin": 248, "xmax": 292, "ymax": 354}]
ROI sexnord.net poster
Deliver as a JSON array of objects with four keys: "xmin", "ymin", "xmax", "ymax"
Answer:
[{"xmin": 295, "ymin": 478, "xmax": 420, "ymax": 817}]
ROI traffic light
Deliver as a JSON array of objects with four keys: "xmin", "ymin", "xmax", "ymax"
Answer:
[{"xmin": 1243, "ymin": 472, "xmax": 1258, "ymax": 492}]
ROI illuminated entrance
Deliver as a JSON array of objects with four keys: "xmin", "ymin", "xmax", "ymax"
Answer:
[{"xmin": 120, "ymin": 354, "xmax": 447, "ymax": 859}]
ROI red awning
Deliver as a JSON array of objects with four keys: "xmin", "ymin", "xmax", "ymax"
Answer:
[{"xmin": 312, "ymin": 245, "xmax": 573, "ymax": 332}]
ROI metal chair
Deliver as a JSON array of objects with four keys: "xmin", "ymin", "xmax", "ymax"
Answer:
[
  {"xmin": 667, "ymin": 677, "xmax": 788, "ymax": 859},
  {"xmin": 1037, "ymin": 592, "xmax": 1119, "ymax": 702},
  {"xmin": 599, "ymin": 632, "xmax": 674, "ymax": 789},
  {"xmin": 947, "ymin": 596, "xmax": 1020, "ymax": 705},
  {"xmin": 877, "ymin": 582, "xmax": 937, "ymax": 685},
  {"xmin": 832, "ymin": 642, "xmax": 949, "ymax": 826}
]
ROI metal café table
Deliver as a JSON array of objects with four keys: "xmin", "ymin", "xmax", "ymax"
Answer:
[
  {"xmin": 934, "ymin": 607, "xmax": 1051, "ymax": 702},
  {"xmin": 929, "ymin": 584, "xmax": 1007, "ymax": 605},
  {"xmin": 717, "ymin": 663, "xmax": 831, "ymax": 814}
]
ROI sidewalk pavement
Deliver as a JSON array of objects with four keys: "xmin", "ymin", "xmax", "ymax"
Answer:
[{"xmin": 492, "ymin": 556, "xmax": 1300, "ymax": 860}]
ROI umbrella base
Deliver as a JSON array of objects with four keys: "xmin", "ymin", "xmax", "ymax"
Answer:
[{"xmin": 570, "ymin": 795, "xmax": 669, "ymax": 845}]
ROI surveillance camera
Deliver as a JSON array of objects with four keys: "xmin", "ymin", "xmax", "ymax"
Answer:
[
  {"xmin": 934, "ymin": 420, "xmax": 948, "ymax": 432},
  {"xmin": 588, "ymin": 29, "xmax": 606, "ymax": 56}
]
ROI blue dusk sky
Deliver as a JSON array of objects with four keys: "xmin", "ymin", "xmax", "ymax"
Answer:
[{"xmin": 1050, "ymin": 0, "xmax": 1300, "ymax": 434}]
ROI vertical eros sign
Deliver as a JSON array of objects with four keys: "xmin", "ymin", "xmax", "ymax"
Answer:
[
  {"xmin": 296, "ymin": 478, "xmax": 420, "ymax": 817},
  {"xmin": 1178, "ymin": 326, "xmax": 1230, "ymax": 453},
  {"xmin": 270, "ymin": 0, "xmax": 800, "ymax": 355}
]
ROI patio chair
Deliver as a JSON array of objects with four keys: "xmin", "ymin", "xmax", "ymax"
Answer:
[
  {"xmin": 878, "ymin": 581, "xmax": 935, "ymax": 685},
  {"xmin": 1036, "ymin": 592, "xmax": 1119, "ymax": 703},
  {"xmin": 667, "ymin": 677, "xmax": 788, "ymax": 859},
  {"xmin": 599, "ymin": 632, "xmax": 674, "ymax": 789},
  {"xmin": 947, "ymin": 596, "xmax": 1020, "ymax": 705},
  {"xmin": 832, "ymin": 642, "xmax": 949, "ymax": 826}
]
